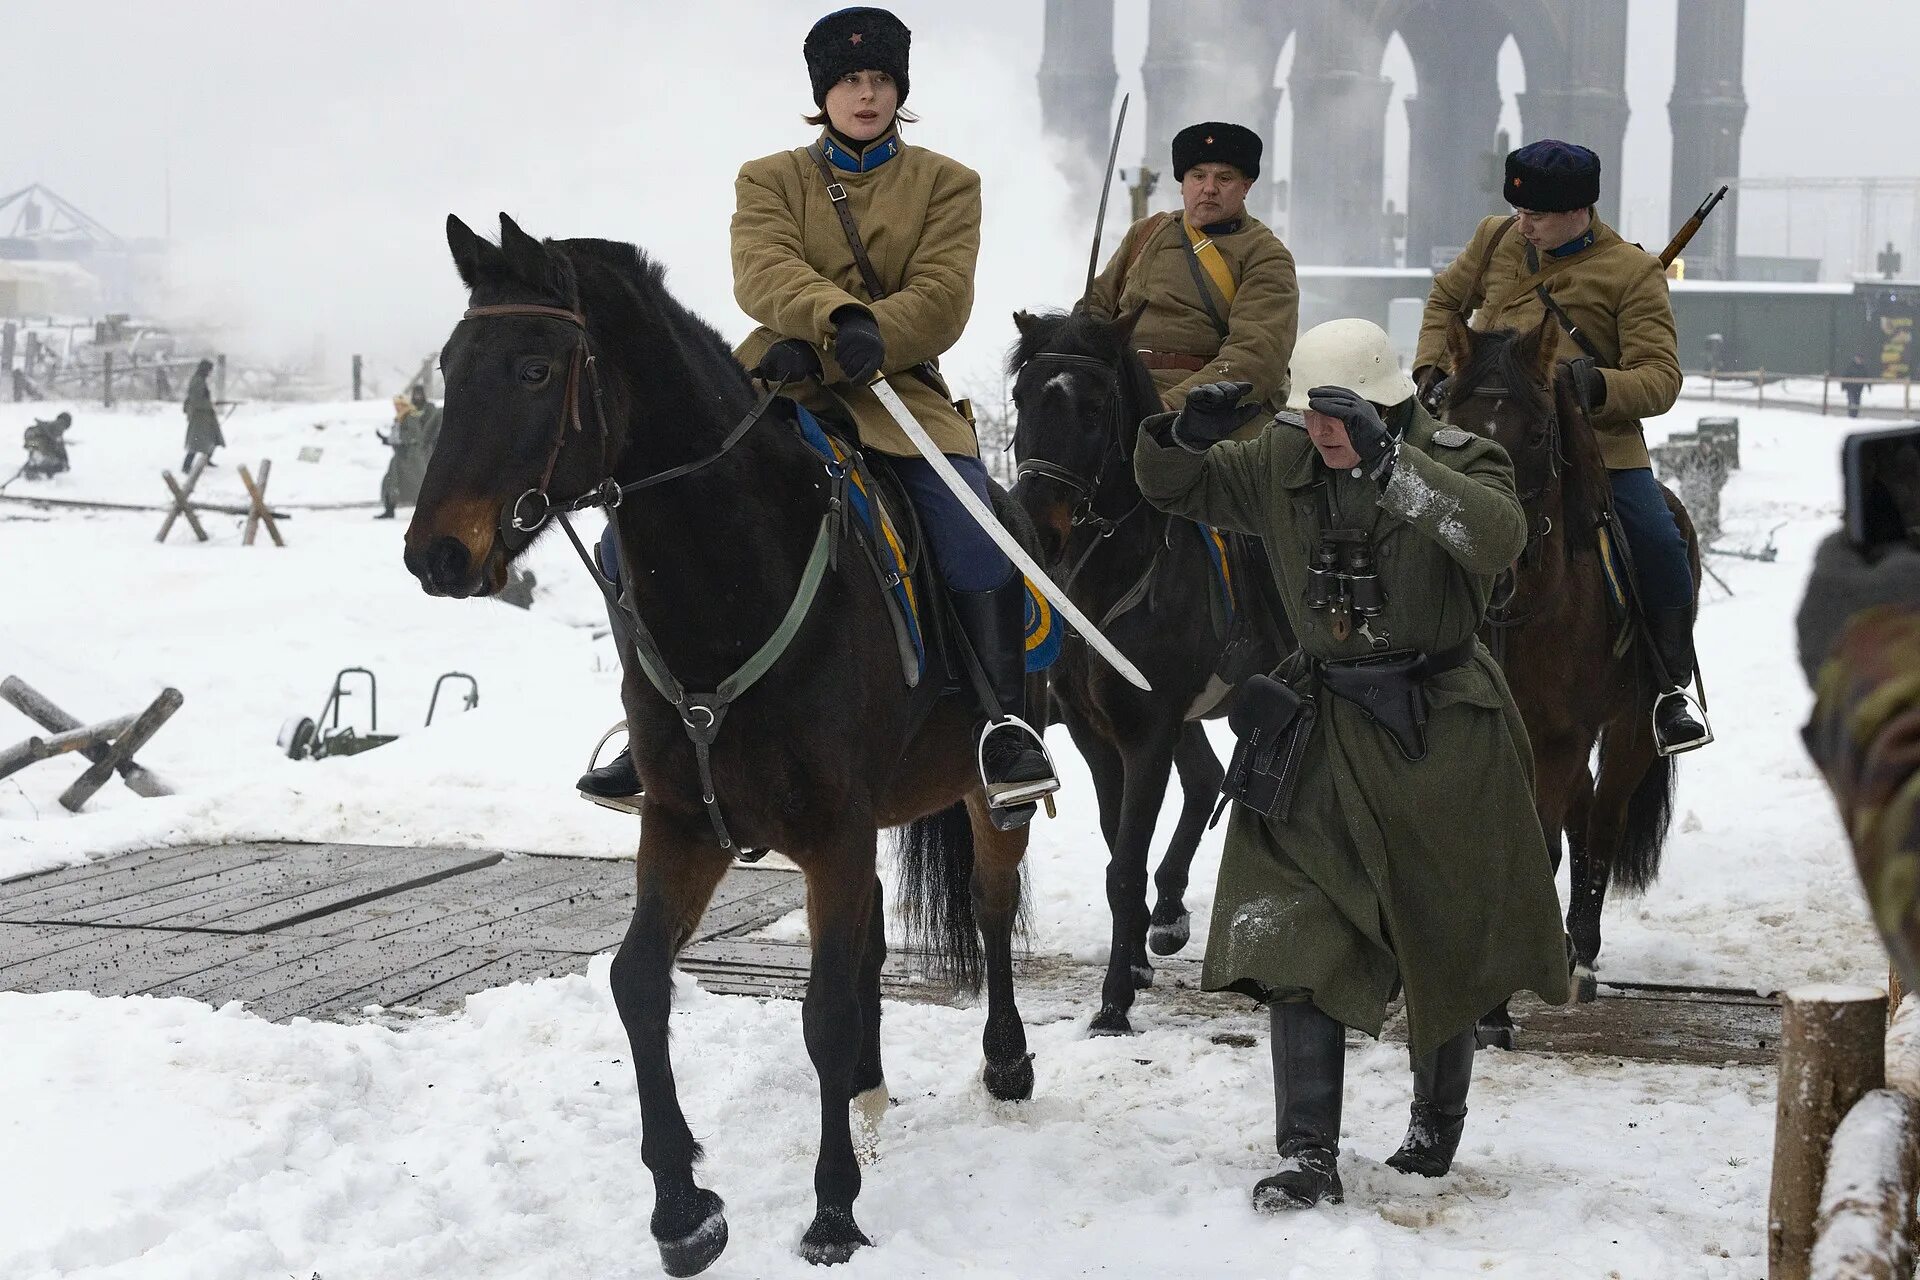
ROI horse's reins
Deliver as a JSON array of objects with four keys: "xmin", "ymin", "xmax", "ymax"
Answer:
[{"xmin": 458, "ymin": 301, "xmax": 821, "ymax": 853}]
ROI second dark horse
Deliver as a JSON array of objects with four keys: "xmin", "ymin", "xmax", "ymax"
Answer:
[{"xmin": 1009, "ymin": 306, "xmax": 1284, "ymax": 1035}]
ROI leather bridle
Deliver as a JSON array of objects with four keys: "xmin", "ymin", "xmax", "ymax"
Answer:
[{"xmin": 1013, "ymin": 351, "xmax": 1142, "ymax": 537}]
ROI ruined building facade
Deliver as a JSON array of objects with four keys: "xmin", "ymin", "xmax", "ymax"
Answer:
[{"xmin": 1039, "ymin": 0, "xmax": 1747, "ymax": 274}]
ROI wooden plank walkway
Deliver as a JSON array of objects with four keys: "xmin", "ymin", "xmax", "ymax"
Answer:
[
  {"xmin": 0, "ymin": 842, "xmax": 806, "ymax": 1023},
  {"xmin": 0, "ymin": 842, "xmax": 1782, "ymax": 1065}
]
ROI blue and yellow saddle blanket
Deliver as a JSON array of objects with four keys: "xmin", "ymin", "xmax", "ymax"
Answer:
[{"xmin": 791, "ymin": 404, "xmax": 1062, "ymax": 682}]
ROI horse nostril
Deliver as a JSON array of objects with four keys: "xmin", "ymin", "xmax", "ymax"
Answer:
[{"xmin": 426, "ymin": 536, "xmax": 472, "ymax": 591}]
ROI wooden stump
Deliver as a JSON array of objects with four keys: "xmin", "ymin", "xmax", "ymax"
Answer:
[
  {"xmin": 1773, "ymin": 985, "xmax": 1890, "ymax": 1279},
  {"xmin": 1811, "ymin": 1090, "xmax": 1918, "ymax": 1279}
]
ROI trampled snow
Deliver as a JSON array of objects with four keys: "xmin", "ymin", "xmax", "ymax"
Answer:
[{"xmin": 0, "ymin": 391, "xmax": 1889, "ymax": 1276}]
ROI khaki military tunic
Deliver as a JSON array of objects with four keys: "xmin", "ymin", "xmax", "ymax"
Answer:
[
  {"xmin": 1084, "ymin": 212, "xmax": 1298, "ymax": 412},
  {"xmin": 1134, "ymin": 403, "xmax": 1571, "ymax": 1056},
  {"xmin": 732, "ymin": 132, "xmax": 980, "ymax": 459},
  {"xmin": 1416, "ymin": 215, "xmax": 1681, "ymax": 470}
]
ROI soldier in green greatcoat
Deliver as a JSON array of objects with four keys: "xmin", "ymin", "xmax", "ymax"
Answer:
[
  {"xmin": 376, "ymin": 387, "xmax": 439, "ymax": 519},
  {"xmin": 1133, "ymin": 319, "xmax": 1570, "ymax": 1210},
  {"xmin": 181, "ymin": 358, "xmax": 224, "ymax": 472}
]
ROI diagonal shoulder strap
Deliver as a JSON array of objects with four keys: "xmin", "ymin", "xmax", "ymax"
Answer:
[
  {"xmin": 1179, "ymin": 222, "xmax": 1232, "ymax": 342},
  {"xmin": 1117, "ymin": 211, "xmax": 1174, "ymax": 298},
  {"xmin": 807, "ymin": 143, "xmax": 889, "ymax": 301},
  {"xmin": 1465, "ymin": 215, "xmax": 1519, "ymax": 314},
  {"xmin": 1524, "ymin": 243, "xmax": 1606, "ymax": 363}
]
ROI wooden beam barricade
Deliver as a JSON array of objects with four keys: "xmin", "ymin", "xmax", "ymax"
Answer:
[
  {"xmin": 237, "ymin": 460, "xmax": 284, "ymax": 546},
  {"xmin": 0, "ymin": 676, "xmax": 171, "ymax": 799},
  {"xmin": 1810, "ymin": 1090, "xmax": 1918, "ymax": 1279},
  {"xmin": 157, "ymin": 456, "xmax": 210, "ymax": 542},
  {"xmin": 1773, "ymin": 985, "xmax": 1890, "ymax": 1279},
  {"xmin": 156, "ymin": 457, "xmax": 291, "ymax": 544},
  {"xmin": 58, "ymin": 688, "xmax": 183, "ymax": 812}
]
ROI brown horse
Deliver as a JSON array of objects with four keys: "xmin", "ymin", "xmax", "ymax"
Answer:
[
  {"xmin": 1439, "ymin": 312, "xmax": 1696, "ymax": 1036},
  {"xmin": 405, "ymin": 214, "xmax": 1038, "ymax": 1274}
]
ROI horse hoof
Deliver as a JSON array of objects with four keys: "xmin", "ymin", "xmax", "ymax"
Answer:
[
  {"xmin": 798, "ymin": 1205, "xmax": 870, "ymax": 1267},
  {"xmin": 1147, "ymin": 913, "xmax": 1191, "ymax": 956},
  {"xmin": 1088, "ymin": 1006, "xmax": 1134, "ymax": 1037},
  {"xmin": 983, "ymin": 1052, "xmax": 1035, "ymax": 1101},
  {"xmin": 653, "ymin": 1189, "xmax": 728, "ymax": 1278},
  {"xmin": 1130, "ymin": 963, "xmax": 1155, "ymax": 990},
  {"xmin": 1475, "ymin": 1023, "xmax": 1516, "ymax": 1051},
  {"xmin": 1573, "ymin": 967, "xmax": 1598, "ymax": 1003}
]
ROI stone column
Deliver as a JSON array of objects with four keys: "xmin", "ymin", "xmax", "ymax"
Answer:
[
  {"xmin": 1289, "ymin": 67, "xmax": 1394, "ymax": 265},
  {"xmin": 1519, "ymin": 0, "xmax": 1630, "ymax": 227},
  {"xmin": 1668, "ymin": 0, "xmax": 1747, "ymax": 279},
  {"xmin": 1038, "ymin": 0, "xmax": 1120, "ymax": 201},
  {"xmin": 1400, "ymin": 4, "xmax": 1506, "ymax": 271}
]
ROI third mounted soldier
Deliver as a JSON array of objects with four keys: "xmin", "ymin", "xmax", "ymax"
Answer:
[
  {"xmin": 1415, "ymin": 140, "xmax": 1710, "ymax": 756},
  {"xmin": 1083, "ymin": 122, "xmax": 1299, "ymax": 418}
]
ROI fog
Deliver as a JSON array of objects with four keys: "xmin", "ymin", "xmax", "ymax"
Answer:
[{"xmin": 11, "ymin": 1, "xmax": 1920, "ymax": 396}]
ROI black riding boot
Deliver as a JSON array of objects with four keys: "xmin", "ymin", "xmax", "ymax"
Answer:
[
  {"xmin": 578, "ymin": 579, "xmax": 644, "ymax": 806},
  {"xmin": 1647, "ymin": 605, "xmax": 1712, "ymax": 756},
  {"xmin": 1252, "ymin": 1001, "xmax": 1346, "ymax": 1211},
  {"xmin": 950, "ymin": 577, "xmax": 1058, "ymax": 831},
  {"xmin": 1387, "ymin": 1028, "xmax": 1474, "ymax": 1177}
]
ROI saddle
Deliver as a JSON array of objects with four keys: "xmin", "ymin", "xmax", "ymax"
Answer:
[{"xmin": 786, "ymin": 400, "xmax": 1063, "ymax": 691}]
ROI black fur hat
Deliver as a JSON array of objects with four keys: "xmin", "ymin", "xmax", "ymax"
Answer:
[
  {"xmin": 805, "ymin": 8, "xmax": 911, "ymax": 108},
  {"xmin": 1171, "ymin": 122, "xmax": 1262, "ymax": 181},
  {"xmin": 1504, "ymin": 140, "xmax": 1602, "ymax": 212}
]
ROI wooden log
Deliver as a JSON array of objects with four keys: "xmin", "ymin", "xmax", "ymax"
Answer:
[
  {"xmin": 1810, "ymin": 1090, "xmax": 1918, "ymax": 1279},
  {"xmin": 1773, "ymin": 985, "xmax": 1890, "ymax": 1280},
  {"xmin": 0, "ymin": 676, "xmax": 170, "ymax": 798},
  {"xmin": 0, "ymin": 714, "xmax": 138, "ymax": 781},
  {"xmin": 156, "ymin": 457, "xmax": 209, "ymax": 543},
  {"xmin": 58, "ymin": 688, "xmax": 184, "ymax": 812}
]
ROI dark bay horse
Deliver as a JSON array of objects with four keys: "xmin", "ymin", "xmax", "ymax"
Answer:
[
  {"xmin": 1440, "ymin": 312, "xmax": 1695, "ymax": 1030},
  {"xmin": 406, "ymin": 214, "xmax": 1037, "ymax": 1274},
  {"xmin": 1008, "ymin": 307, "xmax": 1282, "ymax": 1036}
]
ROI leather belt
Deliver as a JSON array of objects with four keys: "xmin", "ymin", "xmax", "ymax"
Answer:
[{"xmin": 1136, "ymin": 350, "xmax": 1211, "ymax": 373}]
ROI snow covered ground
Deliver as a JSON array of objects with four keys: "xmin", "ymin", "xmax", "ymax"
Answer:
[{"xmin": 0, "ymin": 392, "xmax": 1886, "ymax": 1276}]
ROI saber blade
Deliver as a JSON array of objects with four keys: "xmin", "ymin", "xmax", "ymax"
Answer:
[{"xmin": 866, "ymin": 378, "xmax": 1153, "ymax": 692}]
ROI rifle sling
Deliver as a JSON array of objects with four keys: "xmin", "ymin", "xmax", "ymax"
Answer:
[{"xmin": 1525, "ymin": 243, "xmax": 1606, "ymax": 364}]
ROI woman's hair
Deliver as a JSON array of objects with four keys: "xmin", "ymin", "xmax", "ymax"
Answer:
[{"xmin": 803, "ymin": 106, "xmax": 919, "ymax": 128}]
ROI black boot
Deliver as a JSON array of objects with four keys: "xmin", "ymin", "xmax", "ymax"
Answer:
[
  {"xmin": 1646, "ymin": 605, "xmax": 1712, "ymax": 756},
  {"xmin": 950, "ymin": 578, "xmax": 1058, "ymax": 830},
  {"xmin": 374, "ymin": 506, "xmax": 396, "ymax": 520},
  {"xmin": 1252, "ymin": 1001, "xmax": 1346, "ymax": 1211},
  {"xmin": 577, "ymin": 749, "xmax": 641, "ymax": 801},
  {"xmin": 1387, "ymin": 1028, "xmax": 1474, "ymax": 1178}
]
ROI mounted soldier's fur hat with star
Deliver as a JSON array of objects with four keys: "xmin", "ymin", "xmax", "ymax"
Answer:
[
  {"xmin": 1171, "ymin": 121, "xmax": 1262, "ymax": 181},
  {"xmin": 805, "ymin": 7, "xmax": 911, "ymax": 107},
  {"xmin": 1504, "ymin": 139, "xmax": 1601, "ymax": 212}
]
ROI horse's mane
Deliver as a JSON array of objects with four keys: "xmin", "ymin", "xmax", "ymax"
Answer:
[
  {"xmin": 1005, "ymin": 307, "xmax": 1161, "ymax": 432},
  {"xmin": 548, "ymin": 236, "xmax": 755, "ymax": 400},
  {"xmin": 1450, "ymin": 325, "xmax": 1610, "ymax": 555}
]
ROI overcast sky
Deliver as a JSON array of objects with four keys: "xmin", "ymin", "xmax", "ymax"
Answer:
[{"xmin": 8, "ymin": 1, "xmax": 1918, "ymax": 391}]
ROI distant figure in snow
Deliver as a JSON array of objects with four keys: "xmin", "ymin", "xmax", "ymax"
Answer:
[
  {"xmin": 376, "ymin": 386, "xmax": 440, "ymax": 519},
  {"xmin": 1846, "ymin": 353, "xmax": 1871, "ymax": 419},
  {"xmin": 181, "ymin": 358, "xmax": 224, "ymax": 472}
]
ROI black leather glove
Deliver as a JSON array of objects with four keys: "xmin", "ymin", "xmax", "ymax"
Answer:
[
  {"xmin": 830, "ymin": 307, "xmax": 886, "ymax": 383},
  {"xmin": 752, "ymin": 338, "xmax": 821, "ymax": 384},
  {"xmin": 1413, "ymin": 364, "xmax": 1450, "ymax": 413},
  {"xmin": 1305, "ymin": 385, "xmax": 1397, "ymax": 483},
  {"xmin": 1172, "ymin": 381, "xmax": 1264, "ymax": 450},
  {"xmin": 1567, "ymin": 356, "xmax": 1607, "ymax": 410}
]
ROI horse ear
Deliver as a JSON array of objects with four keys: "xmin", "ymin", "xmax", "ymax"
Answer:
[
  {"xmin": 1013, "ymin": 310, "xmax": 1046, "ymax": 341},
  {"xmin": 496, "ymin": 212, "xmax": 574, "ymax": 302},
  {"xmin": 446, "ymin": 214, "xmax": 493, "ymax": 290},
  {"xmin": 1113, "ymin": 300, "xmax": 1150, "ymax": 345},
  {"xmin": 1445, "ymin": 312, "xmax": 1474, "ymax": 377},
  {"xmin": 1520, "ymin": 309, "xmax": 1561, "ymax": 383}
]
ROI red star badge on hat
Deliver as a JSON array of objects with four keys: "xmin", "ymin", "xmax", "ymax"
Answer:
[
  {"xmin": 1512, "ymin": 176, "xmax": 1521, "ymax": 187},
  {"xmin": 850, "ymin": 32, "xmax": 863, "ymax": 44},
  {"xmin": 1205, "ymin": 135, "xmax": 1215, "ymax": 144}
]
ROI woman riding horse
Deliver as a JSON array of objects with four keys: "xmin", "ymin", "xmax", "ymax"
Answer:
[{"xmin": 578, "ymin": 6, "xmax": 1055, "ymax": 828}]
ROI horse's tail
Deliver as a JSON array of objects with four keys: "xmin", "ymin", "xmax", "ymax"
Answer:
[
  {"xmin": 895, "ymin": 801, "xmax": 983, "ymax": 993},
  {"xmin": 1614, "ymin": 748, "xmax": 1677, "ymax": 894}
]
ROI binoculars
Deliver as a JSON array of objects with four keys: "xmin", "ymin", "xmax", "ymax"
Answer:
[{"xmin": 1305, "ymin": 537, "xmax": 1383, "ymax": 617}]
